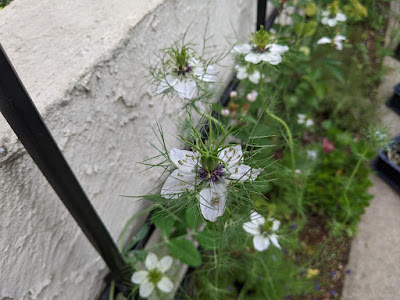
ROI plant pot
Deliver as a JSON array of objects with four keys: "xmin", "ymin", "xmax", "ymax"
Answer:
[
  {"xmin": 386, "ymin": 83, "xmax": 400, "ymax": 115},
  {"xmin": 372, "ymin": 136, "xmax": 400, "ymax": 193}
]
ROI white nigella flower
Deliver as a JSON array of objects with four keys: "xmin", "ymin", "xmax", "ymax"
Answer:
[
  {"xmin": 234, "ymin": 65, "xmax": 261, "ymax": 84},
  {"xmin": 317, "ymin": 35, "xmax": 346, "ymax": 50},
  {"xmin": 297, "ymin": 114, "xmax": 314, "ymax": 127},
  {"xmin": 307, "ymin": 150, "xmax": 318, "ymax": 161},
  {"xmin": 375, "ymin": 130, "xmax": 387, "ymax": 141},
  {"xmin": 305, "ymin": 119, "xmax": 314, "ymax": 127},
  {"xmin": 161, "ymin": 146, "xmax": 261, "ymax": 222},
  {"xmin": 156, "ymin": 52, "xmax": 217, "ymax": 99},
  {"xmin": 321, "ymin": 10, "xmax": 347, "ymax": 27},
  {"xmin": 131, "ymin": 253, "xmax": 174, "ymax": 298},
  {"xmin": 233, "ymin": 43, "xmax": 289, "ymax": 65},
  {"xmin": 297, "ymin": 113, "xmax": 306, "ymax": 124},
  {"xmin": 243, "ymin": 211, "xmax": 281, "ymax": 252}
]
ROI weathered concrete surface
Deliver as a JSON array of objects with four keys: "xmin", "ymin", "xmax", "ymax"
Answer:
[
  {"xmin": 0, "ymin": 0, "xmax": 256, "ymax": 299},
  {"xmin": 342, "ymin": 56, "xmax": 400, "ymax": 299}
]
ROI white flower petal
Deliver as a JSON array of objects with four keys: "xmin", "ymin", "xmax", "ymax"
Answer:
[
  {"xmin": 272, "ymin": 219, "xmax": 280, "ymax": 231},
  {"xmin": 174, "ymin": 79, "xmax": 197, "ymax": 99},
  {"xmin": 249, "ymin": 71, "xmax": 261, "ymax": 84},
  {"xmin": 157, "ymin": 276, "xmax": 174, "ymax": 293},
  {"xmin": 199, "ymin": 183, "xmax": 227, "ymax": 222},
  {"xmin": 334, "ymin": 35, "xmax": 346, "ymax": 50},
  {"xmin": 131, "ymin": 270, "xmax": 148, "ymax": 284},
  {"xmin": 145, "ymin": 252, "xmax": 158, "ymax": 270},
  {"xmin": 321, "ymin": 17, "xmax": 329, "ymax": 25},
  {"xmin": 228, "ymin": 164, "xmax": 260, "ymax": 182},
  {"xmin": 307, "ymin": 150, "xmax": 317, "ymax": 160},
  {"xmin": 157, "ymin": 256, "xmax": 173, "ymax": 273},
  {"xmin": 233, "ymin": 43, "xmax": 252, "ymax": 54},
  {"xmin": 269, "ymin": 44, "xmax": 289, "ymax": 54},
  {"xmin": 270, "ymin": 234, "xmax": 281, "ymax": 249},
  {"xmin": 236, "ymin": 66, "xmax": 248, "ymax": 80},
  {"xmin": 161, "ymin": 169, "xmax": 196, "ymax": 199},
  {"xmin": 169, "ymin": 148, "xmax": 198, "ymax": 172},
  {"xmin": 245, "ymin": 52, "xmax": 262, "ymax": 64},
  {"xmin": 166, "ymin": 74, "xmax": 178, "ymax": 86},
  {"xmin": 156, "ymin": 79, "xmax": 169, "ymax": 94},
  {"xmin": 317, "ymin": 37, "xmax": 332, "ymax": 45},
  {"xmin": 139, "ymin": 281, "xmax": 155, "ymax": 298},
  {"xmin": 243, "ymin": 220, "xmax": 261, "ymax": 235},
  {"xmin": 335, "ymin": 41, "xmax": 343, "ymax": 50},
  {"xmin": 305, "ymin": 119, "xmax": 314, "ymax": 127},
  {"xmin": 336, "ymin": 13, "xmax": 347, "ymax": 22},
  {"xmin": 218, "ymin": 145, "xmax": 243, "ymax": 168},
  {"xmin": 253, "ymin": 235, "xmax": 270, "ymax": 251},
  {"xmin": 193, "ymin": 64, "xmax": 217, "ymax": 83},
  {"xmin": 250, "ymin": 211, "xmax": 265, "ymax": 225},
  {"xmin": 298, "ymin": 113, "xmax": 306, "ymax": 118},
  {"xmin": 261, "ymin": 53, "xmax": 282, "ymax": 65},
  {"xmin": 327, "ymin": 18, "xmax": 337, "ymax": 27},
  {"xmin": 322, "ymin": 10, "xmax": 330, "ymax": 17},
  {"xmin": 334, "ymin": 35, "xmax": 346, "ymax": 42}
]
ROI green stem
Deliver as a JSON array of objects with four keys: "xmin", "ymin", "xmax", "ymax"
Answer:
[
  {"xmin": 214, "ymin": 221, "xmax": 224, "ymax": 300},
  {"xmin": 109, "ymin": 281, "xmax": 115, "ymax": 300},
  {"xmin": 265, "ymin": 109, "xmax": 305, "ymax": 218},
  {"xmin": 343, "ymin": 146, "xmax": 369, "ymax": 219},
  {"xmin": 265, "ymin": 110, "xmax": 295, "ymax": 172}
]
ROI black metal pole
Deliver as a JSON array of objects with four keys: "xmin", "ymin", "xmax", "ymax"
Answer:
[
  {"xmin": 256, "ymin": 0, "xmax": 267, "ymax": 30},
  {"xmin": 0, "ymin": 44, "xmax": 132, "ymax": 285},
  {"xmin": 265, "ymin": 7, "xmax": 279, "ymax": 30}
]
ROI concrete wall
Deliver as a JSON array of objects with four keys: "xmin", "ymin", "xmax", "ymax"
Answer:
[{"xmin": 0, "ymin": 0, "xmax": 256, "ymax": 299}]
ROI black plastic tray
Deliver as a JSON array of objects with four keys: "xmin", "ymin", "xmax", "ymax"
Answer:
[
  {"xmin": 372, "ymin": 137, "xmax": 400, "ymax": 193},
  {"xmin": 386, "ymin": 83, "xmax": 400, "ymax": 115}
]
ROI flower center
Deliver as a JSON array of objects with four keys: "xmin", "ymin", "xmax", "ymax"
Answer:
[
  {"xmin": 249, "ymin": 26, "xmax": 274, "ymax": 52},
  {"xmin": 147, "ymin": 269, "xmax": 163, "ymax": 284},
  {"xmin": 259, "ymin": 220, "xmax": 273, "ymax": 235},
  {"xmin": 175, "ymin": 64, "xmax": 192, "ymax": 76},
  {"xmin": 198, "ymin": 163, "xmax": 225, "ymax": 184},
  {"xmin": 252, "ymin": 45, "xmax": 270, "ymax": 53}
]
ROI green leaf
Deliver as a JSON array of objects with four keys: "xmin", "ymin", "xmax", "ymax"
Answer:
[
  {"xmin": 167, "ymin": 237, "xmax": 201, "ymax": 266},
  {"xmin": 325, "ymin": 63, "xmax": 345, "ymax": 83},
  {"xmin": 152, "ymin": 209, "xmax": 175, "ymax": 237},
  {"xmin": 185, "ymin": 207, "xmax": 203, "ymax": 230},
  {"xmin": 122, "ymin": 223, "xmax": 150, "ymax": 253},
  {"xmin": 196, "ymin": 230, "xmax": 221, "ymax": 250},
  {"xmin": 294, "ymin": 21, "xmax": 317, "ymax": 36}
]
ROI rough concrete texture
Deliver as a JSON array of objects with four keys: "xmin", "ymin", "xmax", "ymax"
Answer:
[
  {"xmin": 0, "ymin": 0, "xmax": 256, "ymax": 299},
  {"xmin": 342, "ymin": 56, "xmax": 400, "ymax": 299}
]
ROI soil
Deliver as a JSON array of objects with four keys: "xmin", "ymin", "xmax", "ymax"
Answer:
[{"xmin": 292, "ymin": 215, "xmax": 352, "ymax": 300}]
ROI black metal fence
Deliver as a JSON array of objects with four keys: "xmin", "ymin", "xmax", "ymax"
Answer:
[{"xmin": 0, "ymin": 1, "xmax": 280, "ymax": 297}]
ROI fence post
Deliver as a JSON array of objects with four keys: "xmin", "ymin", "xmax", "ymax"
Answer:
[
  {"xmin": 0, "ymin": 44, "xmax": 132, "ymax": 288},
  {"xmin": 257, "ymin": 0, "xmax": 267, "ymax": 30}
]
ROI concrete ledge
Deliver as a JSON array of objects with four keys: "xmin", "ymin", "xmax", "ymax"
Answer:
[{"xmin": 0, "ymin": 0, "xmax": 256, "ymax": 298}]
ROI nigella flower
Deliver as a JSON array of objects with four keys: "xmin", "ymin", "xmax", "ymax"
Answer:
[
  {"xmin": 161, "ymin": 146, "xmax": 261, "ymax": 222},
  {"xmin": 235, "ymin": 65, "xmax": 261, "ymax": 84},
  {"xmin": 297, "ymin": 114, "xmax": 314, "ymax": 127},
  {"xmin": 233, "ymin": 26, "xmax": 288, "ymax": 65},
  {"xmin": 317, "ymin": 35, "xmax": 346, "ymax": 50},
  {"xmin": 156, "ymin": 45, "xmax": 217, "ymax": 99},
  {"xmin": 242, "ymin": 211, "xmax": 281, "ymax": 252},
  {"xmin": 131, "ymin": 253, "xmax": 174, "ymax": 298},
  {"xmin": 321, "ymin": 10, "xmax": 347, "ymax": 27},
  {"xmin": 307, "ymin": 150, "xmax": 318, "ymax": 161},
  {"xmin": 233, "ymin": 42, "xmax": 289, "ymax": 65}
]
